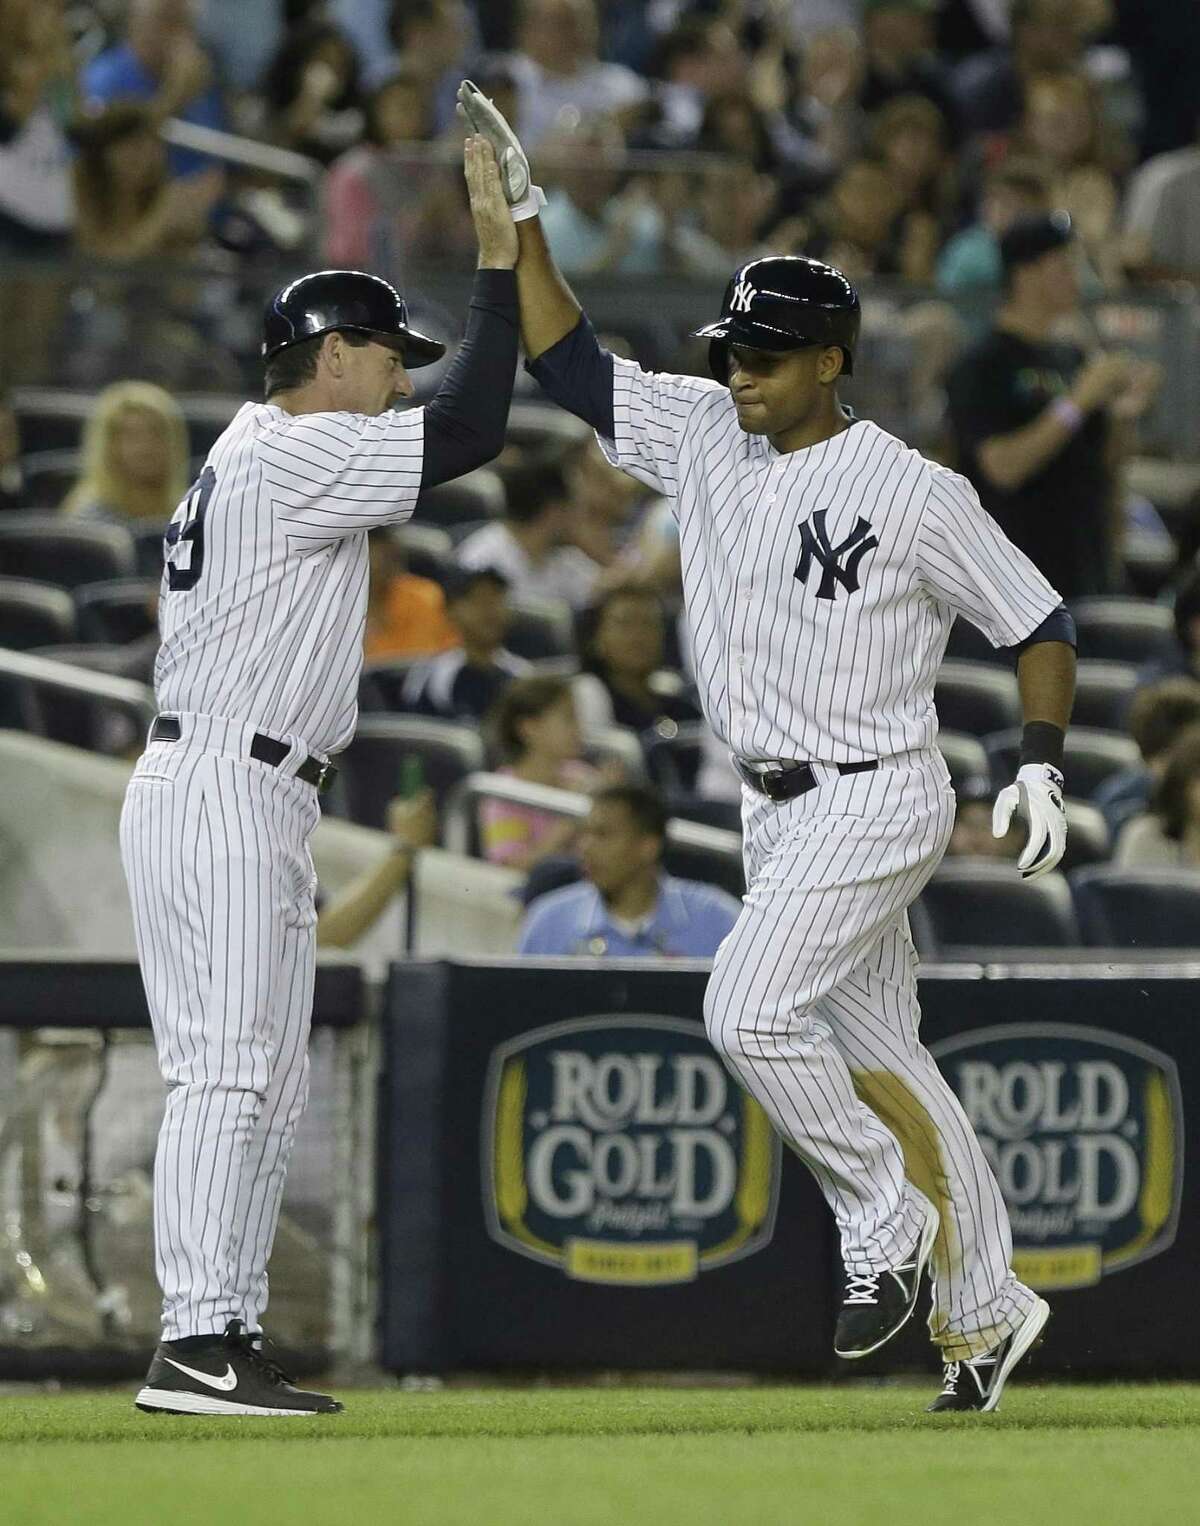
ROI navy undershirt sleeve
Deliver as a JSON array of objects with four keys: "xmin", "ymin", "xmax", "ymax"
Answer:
[
  {"xmin": 420, "ymin": 269, "xmax": 519, "ymax": 489},
  {"xmin": 1004, "ymin": 604, "xmax": 1077, "ymax": 663},
  {"xmin": 525, "ymin": 315, "xmax": 615, "ymax": 439}
]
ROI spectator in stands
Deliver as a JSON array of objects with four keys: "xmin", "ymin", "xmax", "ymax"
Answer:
[
  {"xmin": 538, "ymin": 117, "xmax": 667, "ymax": 278},
  {"xmin": 639, "ymin": 18, "xmax": 748, "ymax": 151},
  {"xmin": 1115, "ymin": 722, "xmax": 1200, "ymax": 869},
  {"xmin": 866, "ymin": 93, "xmax": 957, "ymax": 283},
  {"xmin": 456, "ymin": 459, "xmax": 600, "ymax": 611},
  {"xmin": 363, "ymin": 529, "xmax": 458, "ymax": 662},
  {"xmin": 61, "ymin": 380, "xmax": 188, "ymax": 525},
  {"xmin": 858, "ymin": 0, "xmax": 955, "ymax": 123},
  {"xmin": 71, "ymin": 104, "xmax": 219, "ymax": 261},
  {"xmin": 936, "ymin": 158, "xmax": 1050, "ymax": 297},
  {"xmin": 400, "ymin": 567, "xmax": 530, "ymax": 721},
  {"xmin": 1093, "ymin": 677, "xmax": 1200, "ymax": 840},
  {"xmin": 561, "ymin": 435, "xmax": 644, "ymax": 569},
  {"xmin": 945, "ymin": 213, "xmax": 1156, "ymax": 599},
  {"xmin": 575, "ymin": 583, "xmax": 701, "ymax": 738},
  {"xmin": 952, "ymin": 0, "xmax": 1087, "ymax": 136},
  {"xmin": 1123, "ymin": 124, "xmax": 1200, "ymax": 288},
  {"xmin": 316, "ymin": 790, "xmax": 437, "ymax": 948},
  {"xmin": 263, "ymin": 19, "xmax": 364, "ymax": 164},
  {"xmin": 509, "ymin": 0, "xmax": 648, "ymax": 150},
  {"xmin": 0, "ymin": 394, "xmax": 25, "ymax": 510},
  {"xmin": 322, "ymin": 67, "xmax": 477, "ymax": 272},
  {"xmin": 83, "ymin": 0, "xmax": 226, "ymax": 183},
  {"xmin": 1011, "ymin": 70, "xmax": 1126, "ymax": 289},
  {"xmin": 0, "ymin": 0, "xmax": 74, "ymax": 259},
  {"xmin": 772, "ymin": 156, "xmax": 905, "ymax": 282},
  {"xmin": 517, "ymin": 783, "xmax": 740, "ymax": 956},
  {"xmin": 946, "ymin": 776, "xmax": 1024, "ymax": 861},
  {"xmin": 385, "ymin": 0, "xmax": 476, "ymax": 125},
  {"xmin": 479, "ymin": 674, "xmax": 601, "ymax": 870},
  {"xmin": 785, "ymin": 25, "xmax": 865, "ymax": 185}
]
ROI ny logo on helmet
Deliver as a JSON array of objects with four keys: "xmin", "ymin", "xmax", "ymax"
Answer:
[
  {"xmin": 729, "ymin": 277, "xmax": 757, "ymax": 314},
  {"xmin": 795, "ymin": 509, "xmax": 878, "ymax": 600}
]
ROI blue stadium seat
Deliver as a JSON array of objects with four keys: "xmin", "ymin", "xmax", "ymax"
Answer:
[
  {"xmin": 917, "ymin": 860, "xmax": 1079, "ymax": 949},
  {"xmin": 937, "ymin": 730, "xmax": 988, "ymax": 790},
  {"xmin": 0, "ymin": 513, "xmax": 136, "ymax": 588},
  {"xmin": 1069, "ymin": 597, "xmax": 1174, "ymax": 665},
  {"xmin": 935, "ymin": 660, "xmax": 1021, "ymax": 737},
  {"xmin": 74, "ymin": 578, "xmax": 159, "ymax": 644},
  {"xmin": 336, "ymin": 714, "xmax": 486, "ymax": 830},
  {"xmin": 1069, "ymin": 866, "xmax": 1200, "ymax": 948},
  {"xmin": 1072, "ymin": 660, "xmax": 1138, "ymax": 731},
  {"xmin": 0, "ymin": 577, "xmax": 75, "ymax": 649}
]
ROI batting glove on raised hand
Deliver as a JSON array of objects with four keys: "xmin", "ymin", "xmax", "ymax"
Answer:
[
  {"xmin": 457, "ymin": 79, "xmax": 545, "ymax": 221},
  {"xmin": 992, "ymin": 763, "xmax": 1068, "ymax": 880}
]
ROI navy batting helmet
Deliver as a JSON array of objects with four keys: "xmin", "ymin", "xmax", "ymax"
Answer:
[
  {"xmin": 262, "ymin": 269, "xmax": 446, "ymax": 367},
  {"xmin": 692, "ymin": 256, "xmax": 861, "ymax": 381}
]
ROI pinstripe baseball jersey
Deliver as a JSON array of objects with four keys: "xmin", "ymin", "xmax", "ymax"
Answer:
[
  {"xmin": 155, "ymin": 402, "xmax": 424, "ymax": 756},
  {"xmin": 599, "ymin": 359, "xmax": 1062, "ymax": 763}
]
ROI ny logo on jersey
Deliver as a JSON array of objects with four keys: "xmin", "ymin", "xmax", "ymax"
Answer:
[
  {"xmin": 729, "ymin": 277, "xmax": 757, "ymax": 314},
  {"xmin": 794, "ymin": 509, "xmax": 879, "ymax": 600}
]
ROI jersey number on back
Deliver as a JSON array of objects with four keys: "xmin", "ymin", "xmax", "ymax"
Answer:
[{"xmin": 165, "ymin": 466, "xmax": 216, "ymax": 592}]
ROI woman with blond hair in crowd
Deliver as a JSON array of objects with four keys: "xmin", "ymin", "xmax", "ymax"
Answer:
[{"xmin": 61, "ymin": 380, "xmax": 189, "ymax": 525}]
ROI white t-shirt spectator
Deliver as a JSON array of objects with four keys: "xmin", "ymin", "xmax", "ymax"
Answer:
[{"xmin": 456, "ymin": 522, "xmax": 601, "ymax": 611}]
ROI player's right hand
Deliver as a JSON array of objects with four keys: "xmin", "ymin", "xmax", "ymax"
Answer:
[
  {"xmin": 992, "ymin": 763, "xmax": 1067, "ymax": 881},
  {"xmin": 464, "ymin": 135, "xmax": 519, "ymax": 271},
  {"xmin": 457, "ymin": 79, "xmax": 544, "ymax": 221}
]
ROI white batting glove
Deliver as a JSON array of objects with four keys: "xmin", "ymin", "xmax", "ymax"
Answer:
[
  {"xmin": 992, "ymin": 763, "xmax": 1068, "ymax": 881},
  {"xmin": 457, "ymin": 79, "xmax": 546, "ymax": 221}
]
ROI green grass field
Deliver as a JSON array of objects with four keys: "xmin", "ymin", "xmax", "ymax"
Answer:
[{"xmin": 2, "ymin": 1384, "xmax": 1197, "ymax": 1526}]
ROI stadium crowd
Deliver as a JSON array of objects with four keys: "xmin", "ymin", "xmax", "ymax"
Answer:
[{"xmin": 2, "ymin": 0, "xmax": 1200, "ymax": 954}]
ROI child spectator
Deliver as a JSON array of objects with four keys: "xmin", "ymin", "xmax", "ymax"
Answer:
[
  {"xmin": 61, "ymin": 380, "xmax": 188, "ymax": 524},
  {"xmin": 401, "ymin": 567, "xmax": 530, "ymax": 722},
  {"xmin": 479, "ymin": 674, "xmax": 601, "ymax": 870}
]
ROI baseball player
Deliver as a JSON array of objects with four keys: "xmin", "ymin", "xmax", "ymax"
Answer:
[
  {"xmin": 459, "ymin": 82, "xmax": 1076, "ymax": 1413},
  {"xmin": 120, "ymin": 137, "xmax": 520, "ymax": 1416}
]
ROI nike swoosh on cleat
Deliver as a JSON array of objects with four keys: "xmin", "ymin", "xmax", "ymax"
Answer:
[{"xmin": 163, "ymin": 1357, "xmax": 239, "ymax": 1392}]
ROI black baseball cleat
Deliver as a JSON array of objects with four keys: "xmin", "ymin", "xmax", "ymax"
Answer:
[
  {"xmin": 135, "ymin": 1319, "xmax": 343, "ymax": 1416},
  {"xmin": 834, "ymin": 1198, "xmax": 939, "ymax": 1359},
  {"xmin": 926, "ymin": 1297, "xmax": 1051, "ymax": 1413}
]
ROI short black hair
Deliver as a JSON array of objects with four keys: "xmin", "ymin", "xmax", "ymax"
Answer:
[
  {"xmin": 263, "ymin": 329, "xmax": 371, "ymax": 399},
  {"xmin": 591, "ymin": 783, "xmax": 669, "ymax": 841},
  {"xmin": 1127, "ymin": 677, "xmax": 1200, "ymax": 761},
  {"xmin": 441, "ymin": 564, "xmax": 509, "ymax": 604},
  {"xmin": 502, "ymin": 461, "xmax": 569, "ymax": 525},
  {"xmin": 488, "ymin": 673, "xmax": 574, "ymax": 761}
]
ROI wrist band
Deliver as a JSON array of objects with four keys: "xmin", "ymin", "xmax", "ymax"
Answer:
[
  {"xmin": 511, "ymin": 184, "xmax": 546, "ymax": 222},
  {"xmin": 1019, "ymin": 721, "xmax": 1066, "ymax": 770},
  {"xmin": 1050, "ymin": 396, "xmax": 1084, "ymax": 433}
]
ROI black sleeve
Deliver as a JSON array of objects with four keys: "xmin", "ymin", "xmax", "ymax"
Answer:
[
  {"xmin": 420, "ymin": 269, "xmax": 520, "ymax": 489},
  {"xmin": 1003, "ymin": 604, "xmax": 1078, "ymax": 662},
  {"xmin": 525, "ymin": 315, "xmax": 615, "ymax": 439}
]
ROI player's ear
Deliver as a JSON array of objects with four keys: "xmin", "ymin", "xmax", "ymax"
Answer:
[
  {"xmin": 817, "ymin": 345, "xmax": 845, "ymax": 385},
  {"xmin": 321, "ymin": 332, "xmax": 346, "ymax": 378}
]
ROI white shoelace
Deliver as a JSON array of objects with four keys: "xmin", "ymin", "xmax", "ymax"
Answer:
[
  {"xmin": 941, "ymin": 1361, "xmax": 960, "ymax": 1394},
  {"xmin": 844, "ymin": 1272, "xmax": 881, "ymax": 1305}
]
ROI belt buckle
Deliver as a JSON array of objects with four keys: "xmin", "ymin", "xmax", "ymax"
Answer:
[
  {"xmin": 312, "ymin": 759, "xmax": 334, "ymax": 792},
  {"xmin": 759, "ymin": 765, "xmax": 788, "ymax": 802}
]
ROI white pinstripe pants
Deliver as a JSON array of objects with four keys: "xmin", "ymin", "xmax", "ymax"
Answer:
[
  {"xmin": 119, "ymin": 715, "xmax": 321, "ymax": 1342},
  {"xmin": 704, "ymin": 752, "xmax": 1037, "ymax": 1359}
]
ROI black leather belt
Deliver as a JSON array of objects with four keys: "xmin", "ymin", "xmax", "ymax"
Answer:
[
  {"xmin": 150, "ymin": 714, "xmax": 338, "ymax": 793},
  {"xmin": 735, "ymin": 757, "xmax": 878, "ymax": 802}
]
